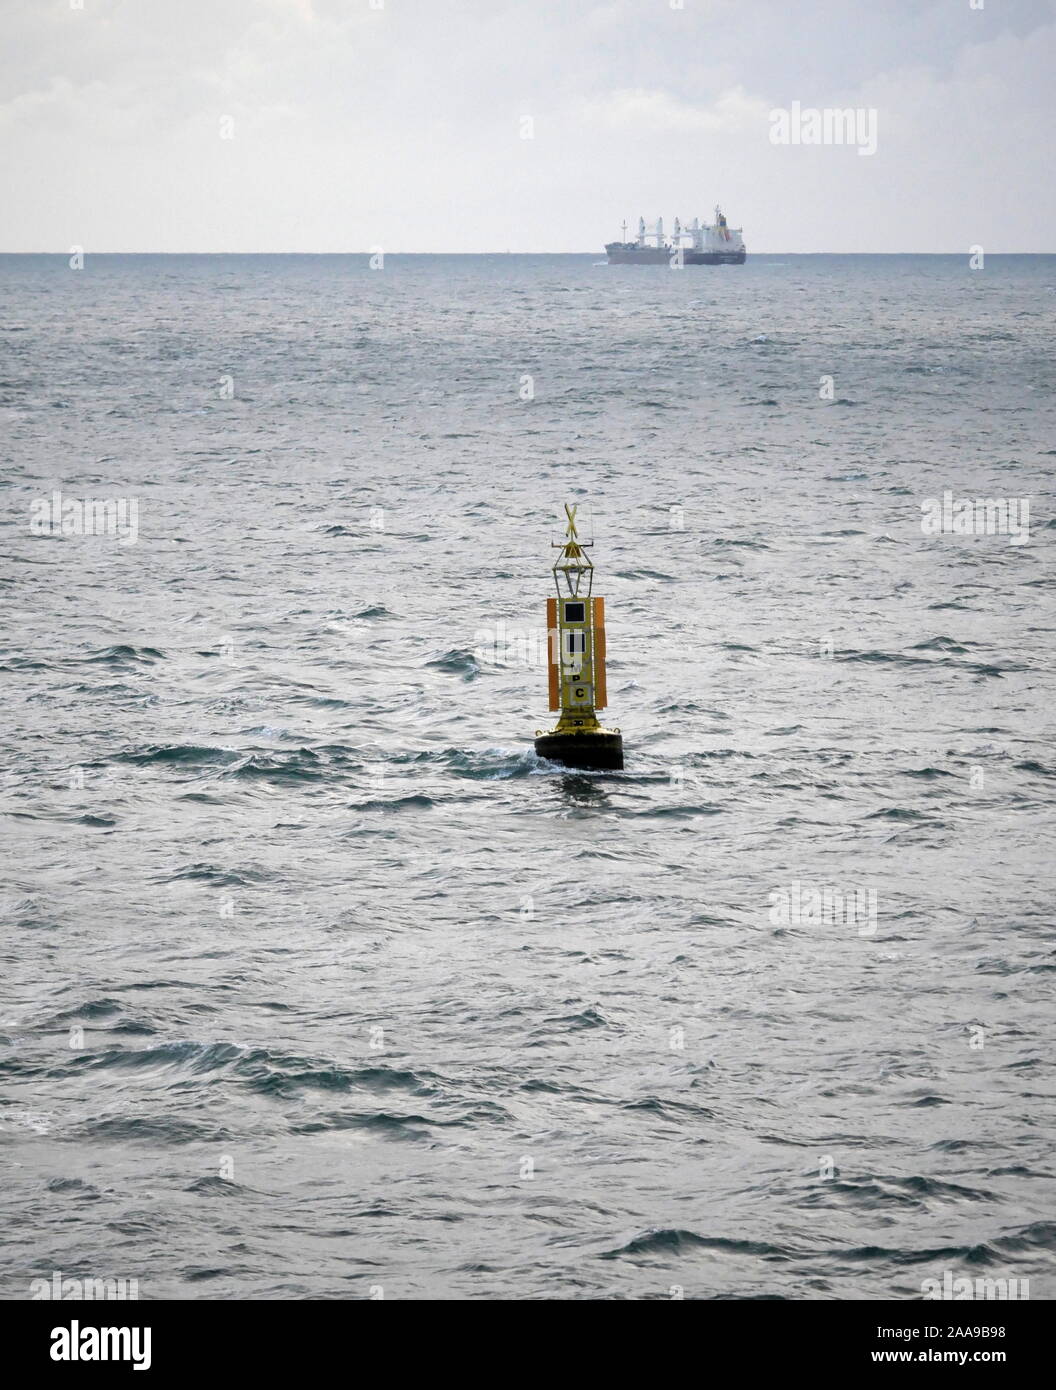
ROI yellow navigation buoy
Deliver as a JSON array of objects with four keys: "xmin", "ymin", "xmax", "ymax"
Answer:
[{"xmin": 533, "ymin": 504, "xmax": 624, "ymax": 771}]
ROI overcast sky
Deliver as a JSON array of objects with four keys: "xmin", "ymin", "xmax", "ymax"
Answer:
[{"xmin": 1, "ymin": 0, "xmax": 1053, "ymax": 252}]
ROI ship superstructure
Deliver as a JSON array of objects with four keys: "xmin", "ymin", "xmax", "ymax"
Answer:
[{"xmin": 605, "ymin": 207, "xmax": 746, "ymax": 265}]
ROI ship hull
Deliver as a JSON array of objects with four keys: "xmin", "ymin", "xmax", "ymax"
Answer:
[
  {"xmin": 605, "ymin": 246, "xmax": 670, "ymax": 264},
  {"xmin": 605, "ymin": 246, "xmax": 746, "ymax": 266},
  {"xmin": 683, "ymin": 249, "xmax": 746, "ymax": 265}
]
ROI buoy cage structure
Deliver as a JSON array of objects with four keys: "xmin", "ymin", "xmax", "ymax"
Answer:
[{"xmin": 534, "ymin": 505, "xmax": 624, "ymax": 771}]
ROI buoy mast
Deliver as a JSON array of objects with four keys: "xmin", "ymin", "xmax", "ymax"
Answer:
[{"xmin": 534, "ymin": 505, "xmax": 624, "ymax": 771}]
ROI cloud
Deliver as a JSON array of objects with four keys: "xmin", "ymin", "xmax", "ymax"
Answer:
[{"xmin": 581, "ymin": 86, "xmax": 770, "ymax": 135}]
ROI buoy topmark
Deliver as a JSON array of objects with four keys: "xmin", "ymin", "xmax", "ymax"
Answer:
[{"xmin": 533, "ymin": 504, "xmax": 624, "ymax": 771}]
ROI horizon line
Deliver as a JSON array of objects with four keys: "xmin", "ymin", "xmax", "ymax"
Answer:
[{"xmin": 1, "ymin": 249, "xmax": 1053, "ymax": 257}]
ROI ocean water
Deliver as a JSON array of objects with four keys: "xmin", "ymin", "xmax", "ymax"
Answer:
[{"xmin": 1, "ymin": 252, "xmax": 1054, "ymax": 1301}]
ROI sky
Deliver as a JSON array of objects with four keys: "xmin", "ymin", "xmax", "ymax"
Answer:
[{"xmin": 0, "ymin": 0, "xmax": 1053, "ymax": 252}]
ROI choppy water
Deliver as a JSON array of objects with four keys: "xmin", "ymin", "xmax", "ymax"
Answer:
[{"xmin": 1, "ymin": 253, "xmax": 1054, "ymax": 1300}]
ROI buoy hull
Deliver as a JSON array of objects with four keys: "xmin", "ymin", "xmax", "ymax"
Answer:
[{"xmin": 534, "ymin": 730, "xmax": 624, "ymax": 771}]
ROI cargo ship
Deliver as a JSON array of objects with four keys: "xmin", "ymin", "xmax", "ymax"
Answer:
[{"xmin": 605, "ymin": 207, "xmax": 746, "ymax": 265}]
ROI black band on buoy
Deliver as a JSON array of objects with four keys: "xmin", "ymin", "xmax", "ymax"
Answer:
[{"xmin": 534, "ymin": 730, "xmax": 624, "ymax": 771}]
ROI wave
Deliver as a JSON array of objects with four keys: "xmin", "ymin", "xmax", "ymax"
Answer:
[
  {"xmin": 224, "ymin": 751, "xmax": 327, "ymax": 783},
  {"xmin": 797, "ymin": 1175, "xmax": 996, "ymax": 1210},
  {"xmin": 185, "ymin": 1176, "xmax": 246, "ymax": 1197},
  {"xmin": 56, "ymin": 1044, "xmax": 448, "ymax": 1113},
  {"xmin": 442, "ymin": 746, "xmax": 552, "ymax": 780},
  {"xmin": 838, "ymin": 647, "xmax": 1010, "ymax": 675},
  {"xmin": 114, "ymin": 744, "xmax": 333, "ymax": 783},
  {"xmin": 911, "ymin": 636, "xmax": 970, "ymax": 653},
  {"xmin": 165, "ymin": 863, "xmax": 275, "ymax": 886},
  {"xmin": 425, "ymin": 647, "xmax": 480, "ymax": 679},
  {"xmin": 115, "ymin": 744, "xmax": 241, "ymax": 767},
  {"xmin": 82, "ymin": 644, "xmax": 165, "ymax": 664},
  {"xmin": 601, "ymin": 1229, "xmax": 784, "ymax": 1260},
  {"xmin": 72, "ymin": 1116, "xmax": 226, "ymax": 1143},
  {"xmin": 349, "ymin": 793, "xmax": 435, "ymax": 812}
]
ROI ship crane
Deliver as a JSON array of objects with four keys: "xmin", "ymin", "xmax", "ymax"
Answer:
[
  {"xmin": 637, "ymin": 215, "xmax": 665, "ymax": 248},
  {"xmin": 671, "ymin": 217, "xmax": 705, "ymax": 252}
]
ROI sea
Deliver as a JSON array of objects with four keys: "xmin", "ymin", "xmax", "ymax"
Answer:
[{"xmin": 1, "ymin": 252, "xmax": 1054, "ymax": 1300}]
